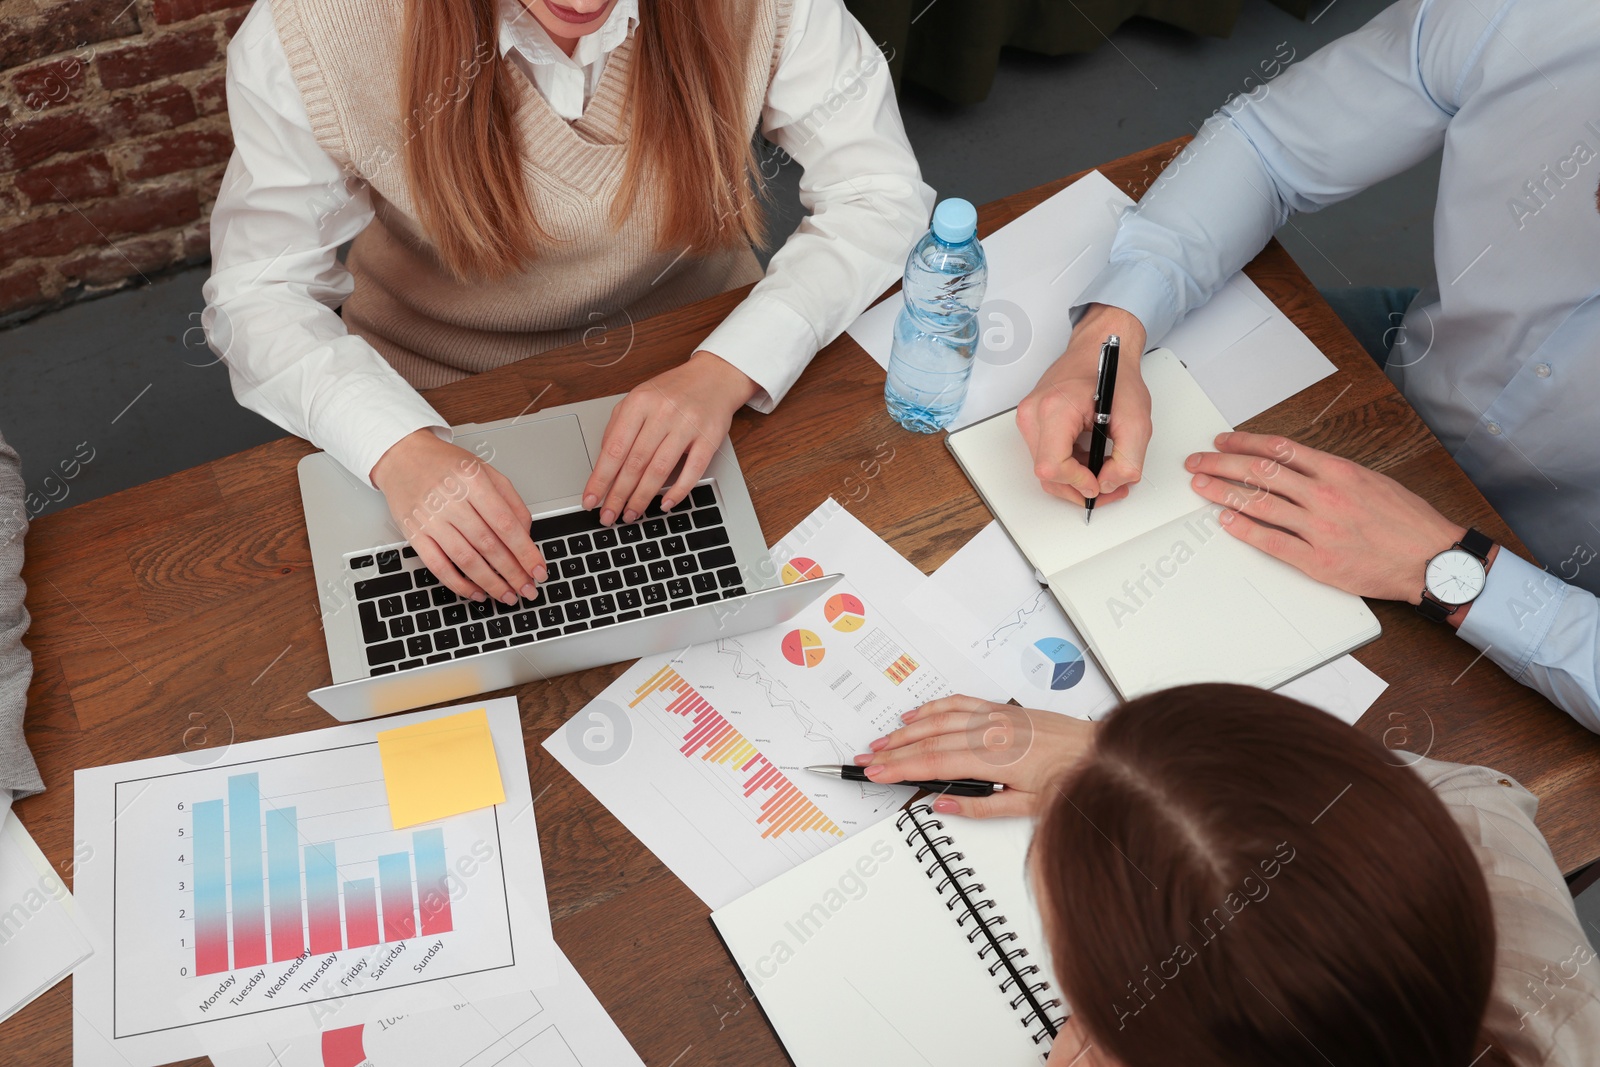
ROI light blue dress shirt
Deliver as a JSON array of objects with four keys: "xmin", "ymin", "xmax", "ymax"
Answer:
[{"xmin": 1076, "ymin": 0, "xmax": 1600, "ymax": 732}]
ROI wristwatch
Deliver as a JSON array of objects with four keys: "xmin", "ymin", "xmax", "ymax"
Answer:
[{"xmin": 1416, "ymin": 527, "xmax": 1494, "ymax": 622}]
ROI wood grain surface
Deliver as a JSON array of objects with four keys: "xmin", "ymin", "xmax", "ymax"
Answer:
[{"xmin": 8, "ymin": 138, "xmax": 1598, "ymax": 1066}]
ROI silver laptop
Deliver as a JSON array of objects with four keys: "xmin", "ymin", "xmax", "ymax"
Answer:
[{"xmin": 300, "ymin": 394, "xmax": 840, "ymax": 721}]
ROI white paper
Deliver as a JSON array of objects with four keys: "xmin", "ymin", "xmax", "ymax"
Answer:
[
  {"xmin": 0, "ymin": 811, "xmax": 94, "ymax": 1025},
  {"xmin": 72, "ymin": 697, "xmax": 557, "ymax": 1067},
  {"xmin": 1275, "ymin": 654, "xmax": 1388, "ymax": 726},
  {"xmin": 1164, "ymin": 274, "xmax": 1336, "ymax": 424},
  {"xmin": 209, "ymin": 946, "xmax": 642, "ymax": 1067},
  {"xmin": 907, "ymin": 522, "xmax": 1118, "ymax": 720},
  {"xmin": 846, "ymin": 171, "xmax": 1336, "ymax": 429},
  {"xmin": 544, "ymin": 499, "xmax": 1007, "ymax": 909}
]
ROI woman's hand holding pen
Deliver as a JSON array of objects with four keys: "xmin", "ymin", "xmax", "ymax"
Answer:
[
  {"xmin": 371, "ymin": 431, "xmax": 547, "ymax": 604},
  {"xmin": 1018, "ymin": 303, "xmax": 1151, "ymax": 506},
  {"xmin": 858, "ymin": 695, "xmax": 1098, "ymax": 818},
  {"xmin": 583, "ymin": 350, "xmax": 759, "ymax": 525}
]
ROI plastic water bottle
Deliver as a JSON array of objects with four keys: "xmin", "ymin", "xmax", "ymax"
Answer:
[{"xmin": 885, "ymin": 198, "xmax": 988, "ymax": 433}]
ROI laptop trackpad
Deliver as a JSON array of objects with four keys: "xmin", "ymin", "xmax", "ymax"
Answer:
[{"xmin": 455, "ymin": 413, "xmax": 594, "ymax": 504}]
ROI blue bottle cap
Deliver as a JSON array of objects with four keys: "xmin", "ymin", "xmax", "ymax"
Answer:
[{"xmin": 931, "ymin": 198, "xmax": 978, "ymax": 244}]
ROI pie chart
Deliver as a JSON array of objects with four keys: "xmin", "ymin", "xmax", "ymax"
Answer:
[
  {"xmin": 781, "ymin": 628, "xmax": 827, "ymax": 668},
  {"xmin": 824, "ymin": 593, "xmax": 866, "ymax": 632},
  {"xmin": 781, "ymin": 556, "xmax": 824, "ymax": 584},
  {"xmin": 1022, "ymin": 637, "xmax": 1085, "ymax": 691}
]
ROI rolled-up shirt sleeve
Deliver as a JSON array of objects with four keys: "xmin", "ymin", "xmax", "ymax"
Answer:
[
  {"xmin": 1075, "ymin": 0, "xmax": 1453, "ymax": 344},
  {"xmin": 698, "ymin": 0, "xmax": 934, "ymax": 411},
  {"xmin": 1457, "ymin": 551, "xmax": 1600, "ymax": 734}
]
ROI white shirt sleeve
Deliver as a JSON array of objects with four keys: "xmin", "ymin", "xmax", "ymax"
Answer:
[
  {"xmin": 697, "ymin": 0, "xmax": 935, "ymax": 411},
  {"xmin": 202, "ymin": 0, "xmax": 449, "ymax": 487}
]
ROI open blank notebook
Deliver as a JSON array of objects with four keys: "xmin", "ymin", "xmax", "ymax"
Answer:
[
  {"xmin": 712, "ymin": 805, "xmax": 1063, "ymax": 1066},
  {"xmin": 946, "ymin": 349, "xmax": 1380, "ymax": 698}
]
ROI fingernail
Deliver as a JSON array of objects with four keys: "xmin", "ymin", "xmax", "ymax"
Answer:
[
  {"xmin": 1193, "ymin": 474, "xmax": 1210, "ymax": 488},
  {"xmin": 1215, "ymin": 433, "xmax": 1228, "ymax": 445},
  {"xmin": 853, "ymin": 753, "xmax": 873, "ymax": 766},
  {"xmin": 661, "ymin": 498, "xmax": 676, "ymax": 512},
  {"xmin": 1100, "ymin": 480, "xmax": 1115, "ymax": 493},
  {"xmin": 901, "ymin": 707, "xmax": 920, "ymax": 722},
  {"xmin": 623, "ymin": 510, "xmax": 639, "ymax": 524},
  {"xmin": 534, "ymin": 565, "xmax": 548, "ymax": 582},
  {"xmin": 864, "ymin": 764, "xmax": 885, "ymax": 777},
  {"xmin": 472, "ymin": 592, "xmax": 487, "ymax": 602},
  {"xmin": 1220, "ymin": 510, "xmax": 1235, "ymax": 525},
  {"xmin": 521, "ymin": 583, "xmax": 538, "ymax": 599},
  {"xmin": 583, "ymin": 494, "xmax": 598, "ymax": 510},
  {"xmin": 501, "ymin": 592, "xmax": 518, "ymax": 605},
  {"xmin": 600, "ymin": 509, "xmax": 615, "ymax": 526},
  {"xmin": 1185, "ymin": 453, "xmax": 1201, "ymax": 469},
  {"xmin": 868, "ymin": 736, "xmax": 888, "ymax": 751},
  {"xmin": 933, "ymin": 798, "xmax": 959, "ymax": 814}
]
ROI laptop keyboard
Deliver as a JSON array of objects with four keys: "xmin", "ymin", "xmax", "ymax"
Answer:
[{"xmin": 345, "ymin": 483, "xmax": 747, "ymax": 676}]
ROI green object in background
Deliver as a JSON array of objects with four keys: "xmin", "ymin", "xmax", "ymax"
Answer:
[{"xmin": 845, "ymin": 0, "xmax": 1311, "ymax": 105}]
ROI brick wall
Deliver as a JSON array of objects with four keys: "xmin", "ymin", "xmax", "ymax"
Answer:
[{"xmin": 0, "ymin": 0, "xmax": 247, "ymax": 323}]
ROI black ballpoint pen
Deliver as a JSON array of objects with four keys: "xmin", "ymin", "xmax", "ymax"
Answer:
[
  {"xmin": 806, "ymin": 765, "xmax": 1004, "ymax": 798},
  {"xmin": 1084, "ymin": 334, "xmax": 1120, "ymax": 525}
]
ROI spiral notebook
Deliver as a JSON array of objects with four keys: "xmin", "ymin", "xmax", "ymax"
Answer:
[
  {"xmin": 711, "ymin": 804, "xmax": 1065, "ymax": 1065},
  {"xmin": 945, "ymin": 348, "xmax": 1380, "ymax": 699}
]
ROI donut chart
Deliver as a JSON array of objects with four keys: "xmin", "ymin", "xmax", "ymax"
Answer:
[
  {"xmin": 823, "ymin": 593, "xmax": 867, "ymax": 632},
  {"xmin": 781, "ymin": 556, "xmax": 824, "ymax": 584},
  {"xmin": 781, "ymin": 628, "xmax": 827, "ymax": 668},
  {"xmin": 1022, "ymin": 637, "xmax": 1086, "ymax": 691}
]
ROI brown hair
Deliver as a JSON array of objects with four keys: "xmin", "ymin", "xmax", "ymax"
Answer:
[
  {"xmin": 1035, "ymin": 684, "xmax": 1509, "ymax": 1067},
  {"xmin": 399, "ymin": 0, "xmax": 766, "ymax": 280}
]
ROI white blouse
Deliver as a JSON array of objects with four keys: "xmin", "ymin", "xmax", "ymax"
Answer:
[{"xmin": 204, "ymin": 0, "xmax": 933, "ymax": 484}]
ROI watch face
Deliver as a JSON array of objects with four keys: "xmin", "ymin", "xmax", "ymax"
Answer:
[{"xmin": 1425, "ymin": 548, "xmax": 1487, "ymax": 606}]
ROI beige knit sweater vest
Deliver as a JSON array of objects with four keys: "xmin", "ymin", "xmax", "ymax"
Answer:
[{"xmin": 270, "ymin": 0, "xmax": 790, "ymax": 387}]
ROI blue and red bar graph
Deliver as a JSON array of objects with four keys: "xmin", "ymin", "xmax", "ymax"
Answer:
[{"xmin": 189, "ymin": 773, "xmax": 455, "ymax": 976}]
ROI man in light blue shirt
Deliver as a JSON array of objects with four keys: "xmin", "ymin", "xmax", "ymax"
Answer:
[{"xmin": 1016, "ymin": 0, "xmax": 1600, "ymax": 731}]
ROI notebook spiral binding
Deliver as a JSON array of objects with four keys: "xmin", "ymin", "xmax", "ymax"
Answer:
[{"xmin": 895, "ymin": 803, "xmax": 1066, "ymax": 1048}]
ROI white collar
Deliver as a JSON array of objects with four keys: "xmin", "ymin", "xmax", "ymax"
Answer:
[{"xmin": 497, "ymin": 0, "xmax": 639, "ymax": 69}]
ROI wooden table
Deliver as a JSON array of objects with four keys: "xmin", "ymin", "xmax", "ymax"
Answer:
[{"xmin": 10, "ymin": 139, "xmax": 1600, "ymax": 1066}]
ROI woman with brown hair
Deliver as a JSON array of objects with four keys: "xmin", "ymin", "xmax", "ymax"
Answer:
[
  {"xmin": 204, "ymin": 0, "xmax": 930, "ymax": 604},
  {"xmin": 862, "ymin": 686, "xmax": 1600, "ymax": 1066}
]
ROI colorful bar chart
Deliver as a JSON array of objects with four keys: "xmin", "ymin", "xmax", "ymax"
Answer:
[
  {"xmin": 631, "ymin": 666, "xmax": 844, "ymax": 839},
  {"xmin": 187, "ymin": 771, "xmax": 455, "ymax": 976},
  {"xmin": 858, "ymin": 628, "xmax": 918, "ymax": 684}
]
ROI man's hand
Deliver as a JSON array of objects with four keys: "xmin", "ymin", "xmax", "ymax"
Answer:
[
  {"xmin": 371, "ymin": 430, "xmax": 547, "ymax": 604},
  {"xmin": 1017, "ymin": 304, "xmax": 1151, "ymax": 506},
  {"xmin": 1185, "ymin": 432, "xmax": 1486, "ymax": 612},
  {"xmin": 857, "ymin": 695, "xmax": 1098, "ymax": 818},
  {"xmin": 583, "ymin": 351, "xmax": 759, "ymax": 525}
]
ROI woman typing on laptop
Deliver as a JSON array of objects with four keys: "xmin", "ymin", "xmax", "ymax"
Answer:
[
  {"xmin": 204, "ymin": 0, "xmax": 930, "ymax": 607},
  {"xmin": 861, "ymin": 689, "xmax": 1600, "ymax": 1066}
]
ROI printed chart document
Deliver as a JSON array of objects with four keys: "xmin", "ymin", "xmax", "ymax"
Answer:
[
  {"xmin": 948, "ymin": 351, "xmax": 1380, "ymax": 699},
  {"xmin": 72, "ymin": 697, "xmax": 556, "ymax": 1067},
  {"xmin": 913, "ymin": 520, "xmax": 1387, "ymax": 725},
  {"xmin": 0, "ymin": 810, "xmax": 94, "ymax": 1025},
  {"xmin": 545, "ymin": 499, "xmax": 1006, "ymax": 908},
  {"xmin": 845, "ymin": 170, "xmax": 1335, "ymax": 428},
  {"xmin": 209, "ymin": 946, "xmax": 642, "ymax": 1067}
]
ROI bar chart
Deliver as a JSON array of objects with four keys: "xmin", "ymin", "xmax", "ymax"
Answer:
[{"xmin": 190, "ymin": 771, "xmax": 454, "ymax": 976}]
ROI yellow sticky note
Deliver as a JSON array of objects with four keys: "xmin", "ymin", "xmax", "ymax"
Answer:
[{"xmin": 378, "ymin": 708, "xmax": 506, "ymax": 829}]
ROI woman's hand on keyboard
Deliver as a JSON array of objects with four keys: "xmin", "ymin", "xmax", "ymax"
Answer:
[
  {"xmin": 583, "ymin": 351, "xmax": 759, "ymax": 526},
  {"xmin": 1018, "ymin": 303, "xmax": 1150, "ymax": 506},
  {"xmin": 371, "ymin": 430, "xmax": 547, "ymax": 605},
  {"xmin": 857, "ymin": 695, "xmax": 1098, "ymax": 818}
]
